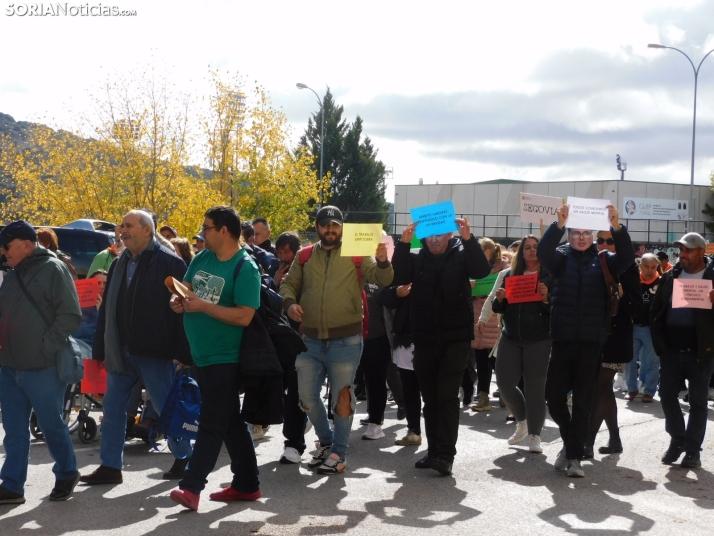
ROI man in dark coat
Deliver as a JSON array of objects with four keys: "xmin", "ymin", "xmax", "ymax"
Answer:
[
  {"xmin": 393, "ymin": 218, "xmax": 490, "ymax": 475},
  {"xmin": 537, "ymin": 204, "xmax": 634, "ymax": 478}
]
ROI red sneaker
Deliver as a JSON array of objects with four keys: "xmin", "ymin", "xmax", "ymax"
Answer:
[
  {"xmin": 209, "ymin": 486, "xmax": 262, "ymax": 502},
  {"xmin": 170, "ymin": 488, "xmax": 199, "ymax": 511}
]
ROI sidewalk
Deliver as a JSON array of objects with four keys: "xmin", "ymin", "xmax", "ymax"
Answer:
[{"xmin": 0, "ymin": 388, "xmax": 712, "ymax": 535}]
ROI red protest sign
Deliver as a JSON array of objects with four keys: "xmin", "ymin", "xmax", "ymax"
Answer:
[
  {"xmin": 505, "ymin": 273, "xmax": 542, "ymax": 304},
  {"xmin": 75, "ymin": 278, "xmax": 101, "ymax": 308}
]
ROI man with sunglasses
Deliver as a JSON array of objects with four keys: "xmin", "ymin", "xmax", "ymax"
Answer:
[
  {"xmin": 0, "ymin": 221, "xmax": 82, "ymax": 504},
  {"xmin": 650, "ymin": 232, "xmax": 714, "ymax": 469},
  {"xmin": 279, "ymin": 205, "xmax": 394, "ymax": 474},
  {"xmin": 538, "ymin": 204, "xmax": 634, "ymax": 478}
]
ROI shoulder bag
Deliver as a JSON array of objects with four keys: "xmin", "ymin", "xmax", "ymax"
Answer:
[{"xmin": 16, "ymin": 274, "xmax": 84, "ymax": 384}]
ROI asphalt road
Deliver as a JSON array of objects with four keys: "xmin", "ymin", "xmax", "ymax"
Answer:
[{"xmin": 0, "ymin": 386, "xmax": 712, "ymax": 536}]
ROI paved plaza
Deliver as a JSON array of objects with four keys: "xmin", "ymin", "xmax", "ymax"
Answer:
[{"xmin": 1, "ymin": 387, "xmax": 713, "ymax": 536}]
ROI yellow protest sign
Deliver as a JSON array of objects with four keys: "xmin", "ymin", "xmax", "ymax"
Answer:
[{"xmin": 341, "ymin": 224, "xmax": 382, "ymax": 256}]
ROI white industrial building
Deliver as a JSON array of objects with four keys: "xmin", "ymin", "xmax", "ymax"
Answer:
[{"xmin": 393, "ymin": 179, "xmax": 714, "ymax": 244}]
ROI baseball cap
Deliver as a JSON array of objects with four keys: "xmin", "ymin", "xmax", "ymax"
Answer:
[
  {"xmin": 192, "ymin": 235, "xmax": 205, "ymax": 242},
  {"xmin": 315, "ymin": 205, "xmax": 343, "ymax": 226},
  {"xmin": 656, "ymin": 251, "xmax": 669, "ymax": 260},
  {"xmin": 159, "ymin": 225, "xmax": 178, "ymax": 238},
  {"xmin": 673, "ymin": 232, "xmax": 706, "ymax": 250},
  {"xmin": 0, "ymin": 220, "xmax": 37, "ymax": 248}
]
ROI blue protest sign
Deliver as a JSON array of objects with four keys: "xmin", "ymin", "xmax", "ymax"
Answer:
[{"xmin": 410, "ymin": 200, "xmax": 458, "ymax": 239}]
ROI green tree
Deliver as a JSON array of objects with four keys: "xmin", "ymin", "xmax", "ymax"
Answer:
[{"xmin": 299, "ymin": 89, "xmax": 387, "ymax": 224}]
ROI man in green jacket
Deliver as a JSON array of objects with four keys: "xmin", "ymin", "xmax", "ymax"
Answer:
[
  {"xmin": 280, "ymin": 205, "xmax": 393, "ymax": 474},
  {"xmin": 0, "ymin": 221, "xmax": 82, "ymax": 504}
]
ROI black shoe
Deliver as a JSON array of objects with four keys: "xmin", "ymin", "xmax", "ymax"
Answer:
[
  {"xmin": 359, "ymin": 418, "xmax": 370, "ymax": 426},
  {"xmin": 0, "ymin": 486, "xmax": 26, "ymax": 505},
  {"xmin": 163, "ymin": 457, "xmax": 190, "ymax": 480},
  {"xmin": 431, "ymin": 457, "xmax": 453, "ymax": 475},
  {"xmin": 79, "ymin": 465, "xmax": 123, "ymax": 485},
  {"xmin": 397, "ymin": 406, "xmax": 406, "ymax": 420},
  {"xmin": 681, "ymin": 450, "xmax": 701, "ymax": 469},
  {"xmin": 598, "ymin": 439, "xmax": 623, "ymax": 455},
  {"xmin": 49, "ymin": 472, "xmax": 80, "ymax": 501},
  {"xmin": 582, "ymin": 444, "xmax": 594, "ymax": 459},
  {"xmin": 415, "ymin": 454, "xmax": 435, "ymax": 469},
  {"xmin": 661, "ymin": 443, "xmax": 685, "ymax": 465},
  {"xmin": 356, "ymin": 392, "xmax": 367, "ymax": 401}
]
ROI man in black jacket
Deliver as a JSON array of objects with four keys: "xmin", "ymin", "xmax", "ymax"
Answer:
[
  {"xmin": 538, "ymin": 204, "xmax": 634, "ymax": 478},
  {"xmin": 81, "ymin": 210, "xmax": 193, "ymax": 485},
  {"xmin": 393, "ymin": 218, "xmax": 490, "ymax": 474},
  {"xmin": 650, "ymin": 232, "xmax": 714, "ymax": 469}
]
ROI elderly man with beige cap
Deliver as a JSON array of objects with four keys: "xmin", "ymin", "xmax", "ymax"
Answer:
[{"xmin": 650, "ymin": 232, "xmax": 714, "ymax": 469}]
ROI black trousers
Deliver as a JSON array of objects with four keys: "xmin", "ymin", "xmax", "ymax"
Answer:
[
  {"xmin": 659, "ymin": 350, "xmax": 714, "ymax": 451},
  {"xmin": 281, "ymin": 354, "xmax": 308, "ymax": 454},
  {"xmin": 413, "ymin": 341, "xmax": 471, "ymax": 462},
  {"xmin": 545, "ymin": 341, "xmax": 602, "ymax": 460},
  {"xmin": 399, "ymin": 368, "xmax": 422, "ymax": 435},
  {"xmin": 180, "ymin": 363, "xmax": 259, "ymax": 494},
  {"xmin": 362, "ymin": 334, "xmax": 392, "ymax": 424},
  {"xmin": 475, "ymin": 348, "xmax": 494, "ymax": 394},
  {"xmin": 461, "ymin": 348, "xmax": 477, "ymax": 404},
  {"xmin": 387, "ymin": 362, "xmax": 405, "ymax": 407}
]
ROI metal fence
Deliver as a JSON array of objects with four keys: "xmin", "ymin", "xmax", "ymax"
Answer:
[{"xmin": 340, "ymin": 211, "xmax": 712, "ymax": 244}]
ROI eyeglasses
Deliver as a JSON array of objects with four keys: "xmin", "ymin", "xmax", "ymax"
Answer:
[
  {"xmin": 569, "ymin": 231, "xmax": 593, "ymax": 239},
  {"xmin": 597, "ymin": 237, "xmax": 615, "ymax": 245},
  {"xmin": 200, "ymin": 226, "xmax": 216, "ymax": 233},
  {"xmin": 0, "ymin": 239, "xmax": 19, "ymax": 252}
]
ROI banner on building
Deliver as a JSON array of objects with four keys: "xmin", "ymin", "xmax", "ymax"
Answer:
[{"xmin": 622, "ymin": 198, "xmax": 688, "ymax": 221}]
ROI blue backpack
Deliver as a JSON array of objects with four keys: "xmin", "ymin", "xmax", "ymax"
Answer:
[{"xmin": 157, "ymin": 369, "xmax": 202, "ymax": 441}]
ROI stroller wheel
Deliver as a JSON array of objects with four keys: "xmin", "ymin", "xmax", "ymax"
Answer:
[
  {"xmin": 30, "ymin": 412, "xmax": 45, "ymax": 440},
  {"xmin": 79, "ymin": 417, "xmax": 98, "ymax": 443}
]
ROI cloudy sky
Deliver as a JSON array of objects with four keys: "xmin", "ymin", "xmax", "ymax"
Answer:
[{"xmin": 2, "ymin": 0, "xmax": 714, "ymax": 201}]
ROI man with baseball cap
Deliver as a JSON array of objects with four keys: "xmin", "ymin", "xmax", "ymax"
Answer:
[
  {"xmin": 192, "ymin": 234, "xmax": 205, "ymax": 253},
  {"xmin": 651, "ymin": 232, "xmax": 714, "ymax": 468},
  {"xmin": 0, "ymin": 221, "xmax": 82, "ymax": 504},
  {"xmin": 280, "ymin": 205, "xmax": 394, "ymax": 474}
]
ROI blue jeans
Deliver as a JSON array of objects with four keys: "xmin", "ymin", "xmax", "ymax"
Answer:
[
  {"xmin": 101, "ymin": 353, "xmax": 185, "ymax": 469},
  {"xmin": 0, "ymin": 366, "xmax": 78, "ymax": 495},
  {"xmin": 626, "ymin": 325, "xmax": 660, "ymax": 396},
  {"xmin": 296, "ymin": 334, "xmax": 363, "ymax": 457}
]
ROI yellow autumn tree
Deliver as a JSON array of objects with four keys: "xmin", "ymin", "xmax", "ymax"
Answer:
[
  {"xmin": 1, "ymin": 68, "xmax": 223, "ymax": 236},
  {"xmin": 204, "ymin": 71, "xmax": 324, "ymax": 234}
]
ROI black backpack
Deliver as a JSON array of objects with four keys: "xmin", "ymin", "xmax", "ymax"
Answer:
[{"xmin": 232, "ymin": 256, "xmax": 307, "ymax": 376}]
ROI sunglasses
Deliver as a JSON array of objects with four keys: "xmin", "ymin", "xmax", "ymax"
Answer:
[{"xmin": 597, "ymin": 237, "xmax": 615, "ymax": 245}]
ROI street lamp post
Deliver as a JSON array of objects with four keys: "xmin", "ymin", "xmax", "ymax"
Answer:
[
  {"xmin": 296, "ymin": 83, "xmax": 325, "ymax": 208},
  {"xmin": 648, "ymin": 44, "xmax": 714, "ymax": 227}
]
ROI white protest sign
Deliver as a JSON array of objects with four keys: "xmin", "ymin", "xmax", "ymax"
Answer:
[
  {"xmin": 519, "ymin": 193, "xmax": 563, "ymax": 224},
  {"xmin": 566, "ymin": 196, "xmax": 610, "ymax": 231},
  {"xmin": 672, "ymin": 279, "xmax": 712, "ymax": 309}
]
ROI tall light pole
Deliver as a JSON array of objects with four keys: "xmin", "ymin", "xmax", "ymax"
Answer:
[
  {"xmin": 296, "ymin": 83, "xmax": 325, "ymax": 208},
  {"xmin": 648, "ymin": 44, "xmax": 714, "ymax": 225}
]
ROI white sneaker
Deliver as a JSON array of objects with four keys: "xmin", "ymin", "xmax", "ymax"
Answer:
[
  {"xmin": 507, "ymin": 420, "xmax": 528, "ymax": 445},
  {"xmin": 279, "ymin": 446, "xmax": 302, "ymax": 464},
  {"xmin": 528, "ymin": 434, "xmax": 543, "ymax": 453},
  {"xmin": 250, "ymin": 424, "xmax": 265, "ymax": 441},
  {"xmin": 361, "ymin": 423, "xmax": 385, "ymax": 440},
  {"xmin": 554, "ymin": 448, "xmax": 568, "ymax": 471},
  {"xmin": 567, "ymin": 459, "xmax": 585, "ymax": 478}
]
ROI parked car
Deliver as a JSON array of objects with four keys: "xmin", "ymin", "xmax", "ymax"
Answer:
[{"xmin": 0, "ymin": 220, "xmax": 115, "ymax": 278}]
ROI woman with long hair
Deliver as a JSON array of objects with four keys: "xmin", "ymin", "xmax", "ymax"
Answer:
[
  {"xmin": 471, "ymin": 238, "xmax": 510, "ymax": 411},
  {"xmin": 36, "ymin": 227, "xmax": 78, "ymax": 280},
  {"xmin": 491, "ymin": 235, "xmax": 552, "ymax": 452},
  {"xmin": 584, "ymin": 230, "xmax": 642, "ymax": 457},
  {"xmin": 171, "ymin": 237, "xmax": 195, "ymax": 266}
]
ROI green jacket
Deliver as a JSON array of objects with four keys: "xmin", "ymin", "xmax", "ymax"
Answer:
[
  {"xmin": 279, "ymin": 243, "xmax": 394, "ymax": 339},
  {"xmin": 87, "ymin": 247, "xmax": 117, "ymax": 275},
  {"xmin": 0, "ymin": 247, "xmax": 82, "ymax": 370}
]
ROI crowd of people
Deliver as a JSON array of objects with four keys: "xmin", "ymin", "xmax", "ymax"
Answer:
[{"xmin": 0, "ymin": 202, "xmax": 712, "ymax": 512}]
